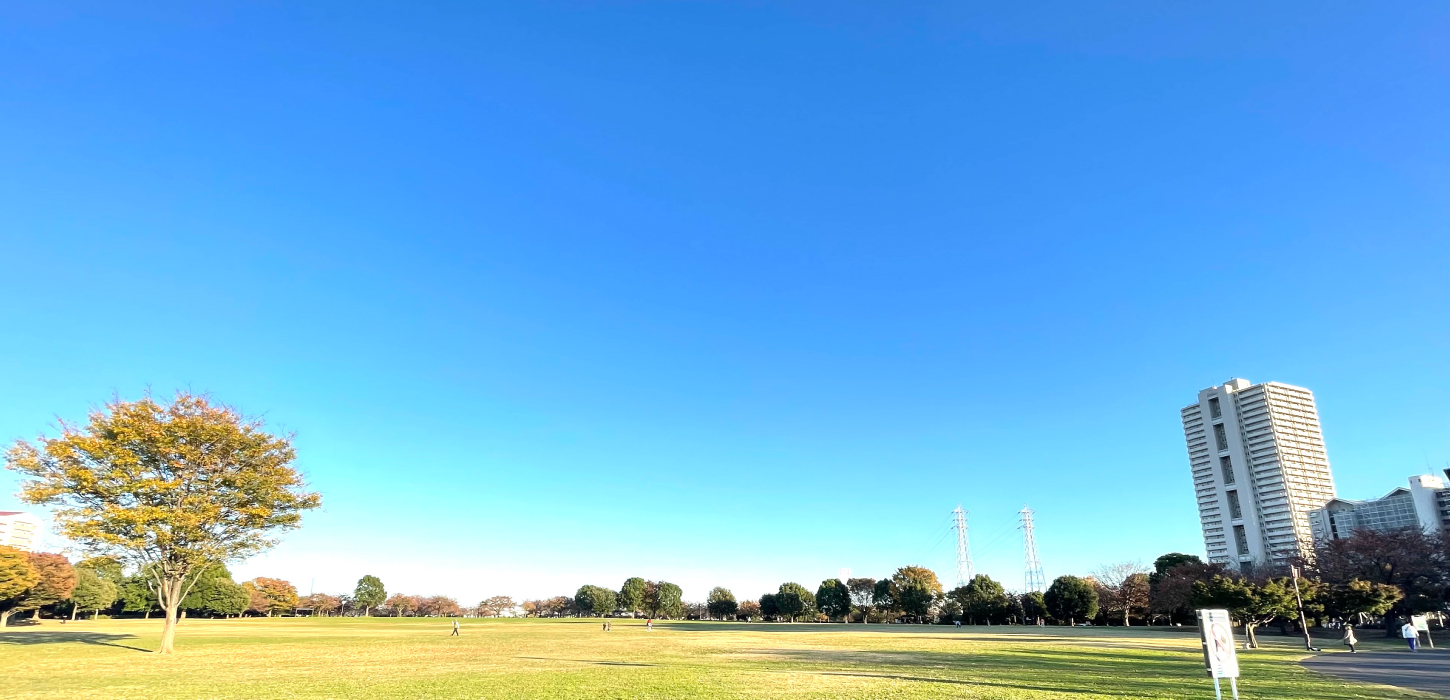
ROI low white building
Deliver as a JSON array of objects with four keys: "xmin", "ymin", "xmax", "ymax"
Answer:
[
  {"xmin": 1308, "ymin": 470, "xmax": 1450, "ymax": 542},
  {"xmin": 0, "ymin": 511, "xmax": 43, "ymax": 551}
]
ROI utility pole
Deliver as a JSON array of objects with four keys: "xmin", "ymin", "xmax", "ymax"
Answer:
[
  {"xmin": 1021, "ymin": 505, "xmax": 1046, "ymax": 593},
  {"xmin": 953, "ymin": 505, "xmax": 973, "ymax": 587},
  {"xmin": 1289, "ymin": 565, "xmax": 1318, "ymax": 651}
]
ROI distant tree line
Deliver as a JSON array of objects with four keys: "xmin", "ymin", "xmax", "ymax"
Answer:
[{"xmin": 509, "ymin": 527, "xmax": 1448, "ymax": 647}]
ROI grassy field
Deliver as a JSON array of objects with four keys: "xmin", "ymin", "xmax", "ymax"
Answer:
[{"xmin": 0, "ymin": 617, "xmax": 1430, "ymax": 699}]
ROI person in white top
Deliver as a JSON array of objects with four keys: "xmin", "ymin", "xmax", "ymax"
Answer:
[
  {"xmin": 1342, "ymin": 625, "xmax": 1358, "ymax": 653},
  {"xmin": 1401, "ymin": 622, "xmax": 1419, "ymax": 651}
]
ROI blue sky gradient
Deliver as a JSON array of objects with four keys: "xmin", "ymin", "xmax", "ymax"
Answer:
[{"xmin": 2, "ymin": 2, "xmax": 1448, "ymax": 603}]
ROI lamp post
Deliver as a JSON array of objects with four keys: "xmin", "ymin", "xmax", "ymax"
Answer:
[{"xmin": 1289, "ymin": 566, "xmax": 1318, "ymax": 651}]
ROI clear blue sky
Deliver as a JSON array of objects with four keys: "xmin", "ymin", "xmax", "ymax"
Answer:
[{"xmin": 2, "ymin": 2, "xmax": 1447, "ymax": 604}]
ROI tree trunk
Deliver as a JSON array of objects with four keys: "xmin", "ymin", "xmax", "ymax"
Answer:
[
  {"xmin": 157, "ymin": 576, "xmax": 187, "ymax": 654},
  {"xmin": 158, "ymin": 603, "xmax": 180, "ymax": 654},
  {"xmin": 1246, "ymin": 624, "xmax": 1259, "ymax": 649},
  {"xmin": 0, "ymin": 610, "xmax": 12, "ymax": 627},
  {"xmin": 71, "ymin": 605, "xmax": 79, "ymax": 621},
  {"xmin": 1124, "ymin": 610, "xmax": 1129, "ymax": 627},
  {"xmin": 144, "ymin": 609, "xmax": 151, "ymax": 619}
]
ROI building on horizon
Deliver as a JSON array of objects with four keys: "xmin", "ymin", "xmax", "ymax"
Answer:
[
  {"xmin": 0, "ymin": 511, "xmax": 43, "ymax": 551},
  {"xmin": 1180, "ymin": 379, "xmax": 1338, "ymax": 570},
  {"xmin": 1308, "ymin": 470, "xmax": 1450, "ymax": 543}
]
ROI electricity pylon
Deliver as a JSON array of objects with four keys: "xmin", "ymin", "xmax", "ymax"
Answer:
[
  {"xmin": 1020, "ymin": 505, "xmax": 1046, "ymax": 593},
  {"xmin": 953, "ymin": 505, "xmax": 974, "ymax": 586}
]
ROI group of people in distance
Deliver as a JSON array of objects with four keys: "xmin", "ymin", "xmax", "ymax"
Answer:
[{"xmin": 1340, "ymin": 621, "xmax": 1430, "ymax": 653}]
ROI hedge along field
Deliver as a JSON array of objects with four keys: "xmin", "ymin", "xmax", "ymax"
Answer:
[{"xmin": 0, "ymin": 617, "xmax": 1417, "ymax": 699}]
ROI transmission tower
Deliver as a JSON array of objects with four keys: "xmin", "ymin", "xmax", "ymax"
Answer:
[
  {"xmin": 952, "ymin": 505, "xmax": 974, "ymax": 586},
  {"xmin": 1020, "ymin": 505, "xmax": 1046, "ymax": 593}
]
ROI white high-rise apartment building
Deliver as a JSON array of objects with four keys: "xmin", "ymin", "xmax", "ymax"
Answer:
[
  {"xmin": 0, "ymin": 511, "xmax": 43, "ymax": 551},
  {"xmin": 1181, "ymin": 379, "xmax": 1338, "ymax": 569}
]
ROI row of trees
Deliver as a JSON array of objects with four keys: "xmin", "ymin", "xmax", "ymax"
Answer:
[
  {"xmin": 523, "ymin": 579, "xmax": 685, "ymax": 619},
  {"xmin": 523, "ymin": 527, "xmax": 1446, "ymax": 644}
]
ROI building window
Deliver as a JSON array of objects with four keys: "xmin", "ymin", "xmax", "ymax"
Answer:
[
  {"xmin": 1220, "ymin": 457, "xmax": 1235, "ymax": 484},
  {"xmin": 1209, "ymin": 397, "xmax": 1222, "ymax": 419},
  {"xmin": 1233, "ymin": 525, "xmax": 1250, "ymax": 555},
  {"xmin": 1214, "ymin": 424, "xmax": 1229, "ymax": 451},
  {"xmin": 1226, "ymin": 490, "xmax": 1243, "ymax": 520}
]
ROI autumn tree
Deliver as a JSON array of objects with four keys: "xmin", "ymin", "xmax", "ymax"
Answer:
[
  {"xmin": 737, "ymin": 600, "xmax": 761, "ymax": 620},
  {"xmin": 69, "ymin": 568, "xmax": 119, "ymax": 620},
  {"xmin": 0, "ymin": 547, "xmax": 39, "ymax": 626},
  {"xmin": 249, "ymin": 577, "xmax": 299, "ymax": 616},
  {"xmin": 540, "ymin": 596, "xmax": 574, "ymax": 617},
  {"xmin": 384, "ymin": 593, "xmax": 418, "ymax": 617},
  {"xmin": 706, "ymin": 587, "xmax": 738, "ymax": 620},
  {"xmin": 618, "ymin": 577, "xmax": 647, "ymax": 616},
  {"xmin": 1311, "ymin": 528, "xmax": 1443, "ymax": 636},
  {"xmin": 1093, "ymin": 562, "xmax": 1151, "ymax": 626},
  {"xmin": 3, "ymin": 393, "xmax": 321, "ymax": 653},
  {"xmin": 815, "ymin": 579, "xmax": 851, "ymax": 621},
  {"xmin": 477, "ymin": 595, "xmax": 516, "ymax": 617},
  {"xmin": 419, "ymin": 595, "xmax": 462, "ymax": 617},
  {"xmin": 890, "ymin": 566, "xmax": 943, "ymax": 622},
  {"xmin": 353, "ymin": 575, "xmax": 386, "ymax": 617},
  {"xmin": 0, "ymin": 552, "xmax": 76, "ymax": 624},
  {"xmin": 846, "ymin": 578, "xmax": 875, "ymax": 623},
  {"xmin": 1044, "ymin": 575, "xmax": 1098, "ymax": 626}
]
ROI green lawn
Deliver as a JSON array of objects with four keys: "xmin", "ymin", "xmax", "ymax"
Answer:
[{"xmin": 0, "ymin": 617, "xmax": 1428, "ymax": 699}]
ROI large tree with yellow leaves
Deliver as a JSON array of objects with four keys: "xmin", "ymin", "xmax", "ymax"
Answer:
[{"xmin": 4, "ymin": 392, "xmax": 320, "ymax": 653}]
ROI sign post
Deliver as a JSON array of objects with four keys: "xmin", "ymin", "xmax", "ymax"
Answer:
[
  {"xmin": 1198, "ymin": 609, "xmax": 1241, "ymax": 700},
  {"xmin": 1412, "ymin": 615, "xmax": 1433, "ymax": 649}
]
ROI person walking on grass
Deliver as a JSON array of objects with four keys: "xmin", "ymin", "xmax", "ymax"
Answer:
[
  {"xmin": 1401, "ymin": 622, "xmax": 1418, "ymax": 651},
  {"xmin": 451, "ymin": 620, "xmax": 460, "ymax": 637},
  {"xmin": 646, "ymin": 618, "xmax": 653, "ymax": 632},
  {"xmin": 1342, "ymin": 625, "xmax": 1357, "ymax": 653}
]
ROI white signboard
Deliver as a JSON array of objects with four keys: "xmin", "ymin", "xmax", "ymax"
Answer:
[
  {"xmin": 1197, "ymin": 609, "xmax": 1241, "ymax": 680},
  {"xmin": 1411, "ymin": 615, "xmax": 1430, "ymax": 632}
]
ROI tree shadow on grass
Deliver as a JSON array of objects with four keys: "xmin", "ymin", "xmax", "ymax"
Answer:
[
  {"xmin": 514, "ymin": 656, "xmax": 655, "ymax": 667},
  {"xmin": 0, "ymin": 632, "xmax": 150, "ymax": 652}
]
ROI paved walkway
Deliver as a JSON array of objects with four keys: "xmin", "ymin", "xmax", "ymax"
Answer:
[{"xmin": 1302, "ymin": 649, "xmax": 1450, "ymax": 697}]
